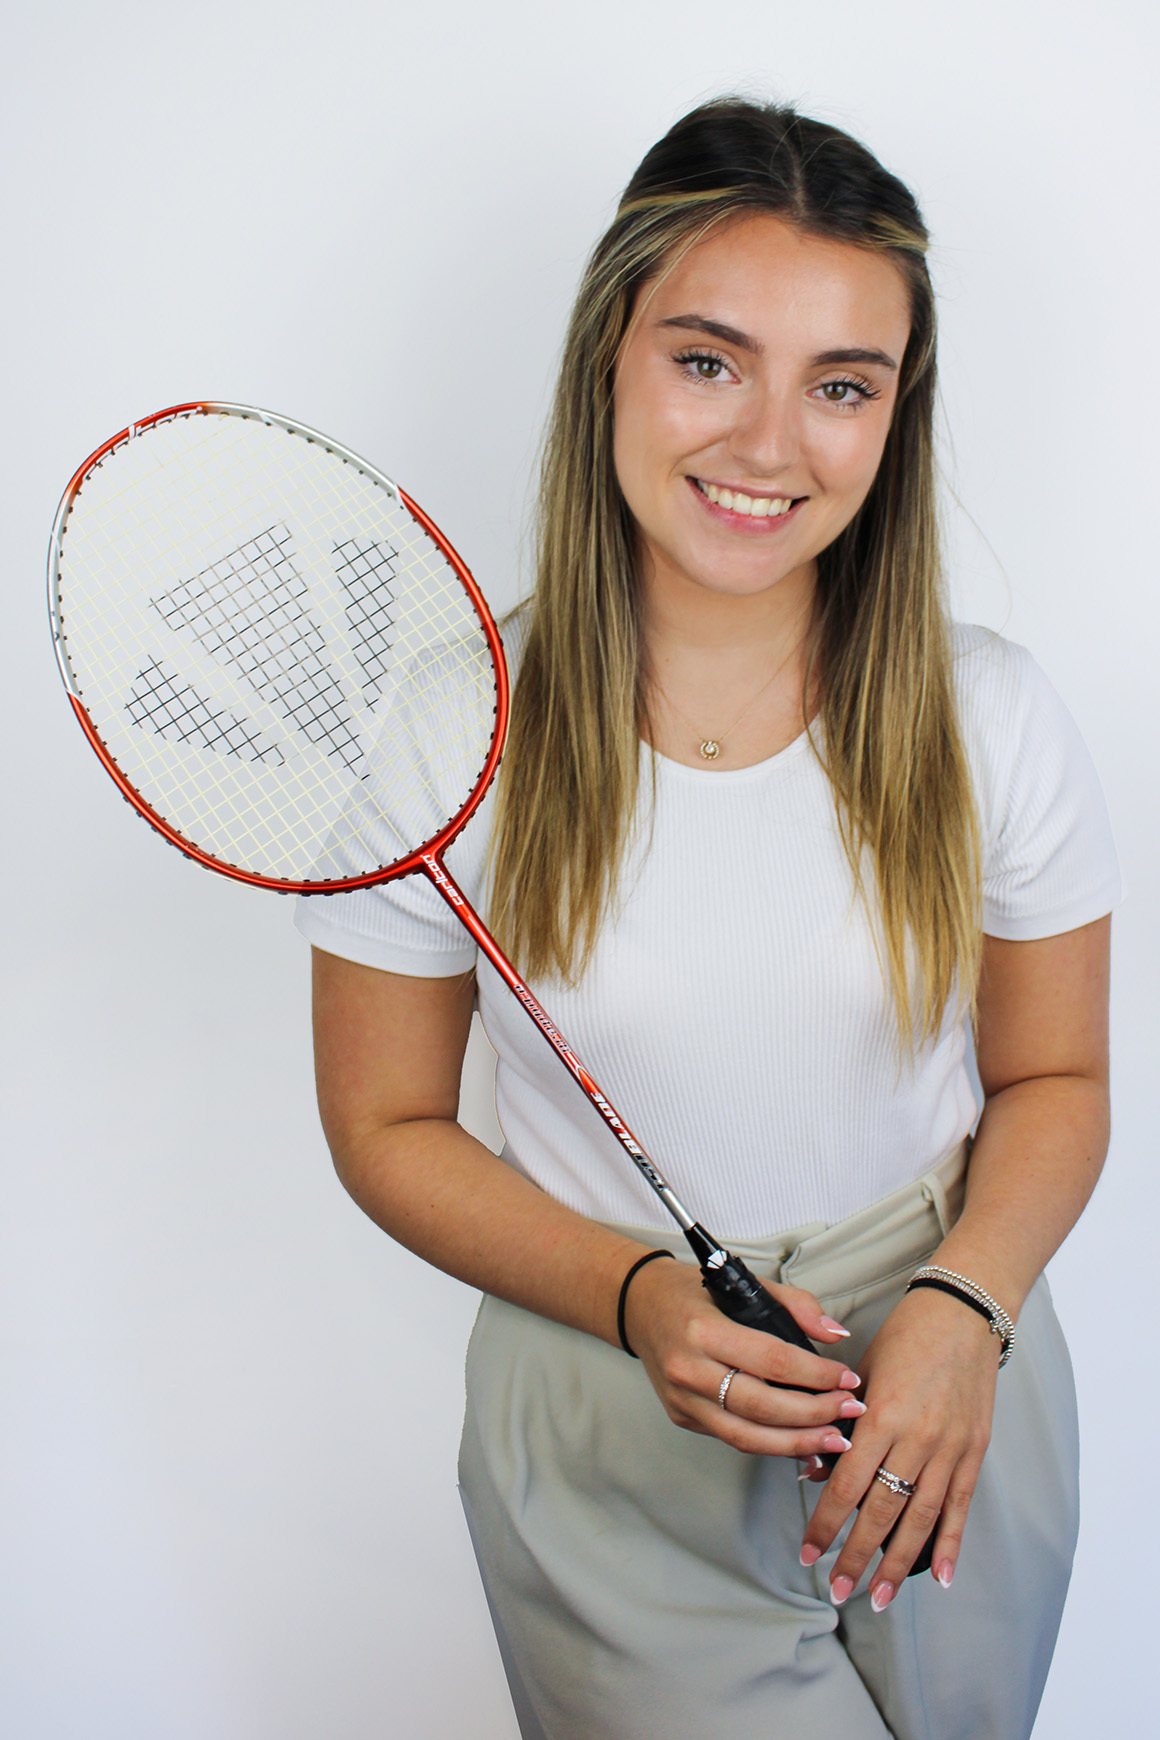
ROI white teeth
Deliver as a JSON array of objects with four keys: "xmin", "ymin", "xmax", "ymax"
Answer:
[{"xmin": 701, "ymin": 482, "xmax": 795, "ymax": 516}]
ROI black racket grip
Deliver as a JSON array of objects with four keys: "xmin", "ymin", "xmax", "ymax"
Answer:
[{"xmin": 701, "ymin": 1250, "xmax": 935, "ymax": 1579}]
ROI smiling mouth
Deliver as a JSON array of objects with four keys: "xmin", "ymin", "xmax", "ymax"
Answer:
[{"xmin": 692, "ymin": 478, "xmax": 801, "ymax": 518}]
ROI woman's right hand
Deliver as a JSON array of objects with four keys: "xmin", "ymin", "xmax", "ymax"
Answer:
[{"xmin": 622, "ymin": 1254, "xmax": 865, "ymax": 1457}]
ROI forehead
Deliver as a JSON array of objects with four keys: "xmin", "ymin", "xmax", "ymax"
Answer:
[{"xmin": 639, "ymin": 213, "xmax": 912, "ymax": 348}]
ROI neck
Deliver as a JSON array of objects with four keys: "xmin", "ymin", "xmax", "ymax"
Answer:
[
  {"xmin": 638, "ymin": 556, "xmax": 820, "ymax": 769},
  {"xmin": 640, "ymin": 554, "xmax": 818, "ymax": 663}
]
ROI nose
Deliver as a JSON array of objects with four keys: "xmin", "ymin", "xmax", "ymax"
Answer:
[{"xmin": 727, "ymin": 382, "xmax": 801, "ymax": 479}]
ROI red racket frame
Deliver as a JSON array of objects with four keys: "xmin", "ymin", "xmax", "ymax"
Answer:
[
  {"xmin": 51, "ymin": 403, "xmax": 941, "ymax": 1573},
  {"xmin": 49, "ymin": 401, "xmax": 691, "ymax": 1230}
]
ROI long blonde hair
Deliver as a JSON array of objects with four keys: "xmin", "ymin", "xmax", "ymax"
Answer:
[{"xmin": 489, "ymin": 99, "xmax": 980, "ymax": 1043}]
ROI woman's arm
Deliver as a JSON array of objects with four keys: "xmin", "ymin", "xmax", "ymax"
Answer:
[
  {"xmin": 798, "ymin": 915, "xmax": 1111, "ymax": 1603},
  {"xmin": 311, "ymin": 946, "xmax": 861, "ymax": 1457}
]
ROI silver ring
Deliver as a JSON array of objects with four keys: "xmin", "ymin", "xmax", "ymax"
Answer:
[
  {"xmin": 874, "ymin": 1465, "xmax": 917, "ymax": 1498},
  {"xmin": 717, "ymin": 1367, "xmax": 740, "ymax": 1411}
]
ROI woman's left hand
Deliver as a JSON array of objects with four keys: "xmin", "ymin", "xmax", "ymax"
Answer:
[{"xmin": 797, "ymin": 1283, "xmax": 1004, "ymax": 1607}]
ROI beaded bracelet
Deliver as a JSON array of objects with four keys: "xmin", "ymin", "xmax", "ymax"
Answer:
[
  {"xmin": 906, "ymin": 1265, "xmax": 1016, "ymax": 1367},
  {"xmin": 617, "ymin": 1249, "xmax": 675, "ymax": 1357}
]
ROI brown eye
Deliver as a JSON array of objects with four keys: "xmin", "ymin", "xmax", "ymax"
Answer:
[
  {"xmin": 675, "ymin": 349, "xmax": 733, "ymax": 384},
  {"xmin": 815, "ymin": 376, "xmax": 880, "ymax": 410}
]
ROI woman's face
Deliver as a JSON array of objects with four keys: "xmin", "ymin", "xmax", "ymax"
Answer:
[{"xmin": 612, "ymin": 213, "xmax": 913, "ymax": 608}]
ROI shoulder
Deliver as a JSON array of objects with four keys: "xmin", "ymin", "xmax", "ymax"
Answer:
[
  {"xmin": 949, "ymin": 622, "xmax": 1042, "ymax": 715},
  {"xmin": 499, "ymin": 598, "xmax": 532, "ymax": 679},
  {"xmin": 948, "ymin": 622, "xmax": 1075, "ymax": 803},
  {"xmin": 948, "ymin": 625, "xmax": 1122, "ymax": 935}
]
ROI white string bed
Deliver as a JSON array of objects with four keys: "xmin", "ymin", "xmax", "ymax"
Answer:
[{"xmin": 53, "ymin": 409, "xmax": 499, "ymax": 884}]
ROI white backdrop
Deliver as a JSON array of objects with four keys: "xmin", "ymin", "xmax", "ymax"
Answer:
[{"xmin": 3, "ymin": 2, "xmax": 1156, "ymax": 1734}]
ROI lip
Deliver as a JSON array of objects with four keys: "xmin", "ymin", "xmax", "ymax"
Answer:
[{"xmin": 686, "ymin": 475, "xmax": 806, "ymax": 532}]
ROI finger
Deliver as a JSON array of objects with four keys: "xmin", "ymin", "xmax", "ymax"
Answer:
[
  {"xmin": 717, "ymin": 1323, "xmax": 861, "ymax": 1395},
  {"xmin": 799, "ymin": 1430, "xmax": 886, "ymax": 1565},
  {"xmin": 651, "ymin": 1323, "xmax": 859, "ymax": 1413},
  {"xmin": 676, "ymin": 1372, "xmax": 858, "ymax": 1457},
  {"xmin": 826, "ymin": 1458, "xmax": 948, "ymax": 1604},
  {"xmin": 677, "ymin": 1401, "xmax": 856, "ymax": 1461},
  {"xmin": 715, "ymin": 1370, "xmax": 868, "ymax": 1433},
  {"xmin": 769, "ymin": 1282, "xmax": 852, "ymax": 1343},
  {"xmin": 863, "ymin": 1471, "xmax": 949, "ymax": 1605},
  {"xmin": 918, "ymin": 1462, "xmax": 981, "ymax": 1592}
]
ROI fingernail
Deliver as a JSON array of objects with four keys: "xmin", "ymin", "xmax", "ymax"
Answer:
[
  {"xmin": 797, "ymin": 1456, "xmax": 824, "ymax": 1481},
  {"xmin": 823, "ymin": 1432, "xmax": 851, "ymax": 1452},
  {"xmin": 820, "ymin": 1316, "xmax": 851, "ymax": 1336},
  {"xmin": 871, "ymin": 1581, "xmax": 895, "ymax": 1613},
  {"xmin": 839, "ymin": 1370, "xmax": 862, "ymax": 1389},
  {"xmin": 838, "ymin": 1398, "xmax": 867, "ymax": 1418},
  {"xmin": 936, "ymin": 1560, "xmax": 954, "ymax": 1589},
  {"xmin": 830, "ymin": 1575, "xmax": 854, "ymax": 1607},
  {"xmin": 799, "ymin": 1542, "xmax": 822, "ymax": 1566}
]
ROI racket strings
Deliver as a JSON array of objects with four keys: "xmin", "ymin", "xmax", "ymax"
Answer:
[
  {"xmin": 55, "ymin": 409, "xmax": 499, "ymax": 884},
  {"xmin": 151, "ymin": 522, "xmax": 365, "ymax": 774},
  {"xmin": 332, "ymin": 536, "xmax": 399, "ymax": 704},
  {"xmin": 124, "ymin": 657, "xmax": 287, "ymax": 767}
]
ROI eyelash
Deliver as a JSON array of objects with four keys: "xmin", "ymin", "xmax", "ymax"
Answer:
[
  {"xmin": 671, "ymin": 350, "xmax": 883, "ymax": 411},
  {"xmin": 673, "ymin": 347, "xmax": 735, "ymax": 383},
  {"xmin": 817, "ymin": 374, "xmax": 882, "ymax": 411}
]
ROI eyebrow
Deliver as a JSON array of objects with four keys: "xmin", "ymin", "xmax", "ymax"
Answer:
[{"xmin": 656, "ymin": 315, "xmax": 899, "ymax": 372}]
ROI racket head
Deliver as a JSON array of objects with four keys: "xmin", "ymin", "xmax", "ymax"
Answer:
[{"xmin": 49, "ymin": 403, "xmax": 509, "ymax": 893}]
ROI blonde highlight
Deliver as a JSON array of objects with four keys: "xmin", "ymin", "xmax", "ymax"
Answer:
[{"xmin": 489, "ymin": 99, "xmax": 981, "ymax": 1043}]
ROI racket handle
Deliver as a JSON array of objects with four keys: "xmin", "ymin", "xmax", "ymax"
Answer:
[{"xmin": 696, "ymin": 1240, "xmax": 935, "ymax": 1579}]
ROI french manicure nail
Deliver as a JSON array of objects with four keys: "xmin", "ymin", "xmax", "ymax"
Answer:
[
  {"xmin": 820, "ymin": 1316, "xmax": 851, "ymax": 1336},
  {"xmin": 871, "ymin": 1581, "xmax": 895, "ymax": 1613},
  {"xmin": 936, "ymin": 1560, "xmax": 954, "ymax": 1589},
  {"xmin": 839, "ymin": 1370, "xmax": 862, "ymax": 1389},
  {"xmin": 799, "ymin": 1542, "xmax": 822, "ymax": 1566},
  {"xmin": 797, "ymin": 1456, "xmax": 824, "ymax": 1481},
  {"xmin": 830, "ymin": 1575, "xmax": 854, "ymax": 1607},
  {"xmin": 823, "ymin": 1432, "xmax": 851, "ymax": 1452},
  {"xmin": 838, "ymin": 1399, "xmax": 867, "ymax": 1418}
]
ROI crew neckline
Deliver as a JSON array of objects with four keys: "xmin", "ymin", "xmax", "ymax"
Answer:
[{"xmin": 644, "ymin": 725, "xmax": 815, "ymax": 782}]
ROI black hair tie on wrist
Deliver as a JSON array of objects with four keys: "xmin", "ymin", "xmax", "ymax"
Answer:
[{"xmin": 617, "ymin": 1249, "xmax": 675, "ymax": 1357}]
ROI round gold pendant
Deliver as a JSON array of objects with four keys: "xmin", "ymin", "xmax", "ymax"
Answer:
[{"xmin": 699, "ymin": 739, "xmax": 720, "ymax": 760}]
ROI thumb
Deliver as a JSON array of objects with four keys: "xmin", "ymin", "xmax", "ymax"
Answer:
[{"xmin": 771, "ymin": 1282, "xmax": 851, "ymax": 1344}]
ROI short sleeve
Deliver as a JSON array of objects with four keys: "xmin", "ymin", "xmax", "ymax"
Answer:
[
  {"xmin": 954, "ymin": 627, "xmax": 1122, "ymax": 941},
  {"xmin": 292, "ymin": 797, "xmax": 490, "ymax": 974},
  {"xmin": 295, "ymin": 605, "xmax": 524, "ymax": 976},
  {"xmin": 291, "ymin": 639, "xmax": 498, "ymax": 975}
]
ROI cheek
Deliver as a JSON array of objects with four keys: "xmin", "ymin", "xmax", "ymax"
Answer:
[
  {"xmin": 612, "ymin": 391, "xmax": 678, "ymax": 518},
  {"xmin": 807, "ymin": 416, "xmax": 893, "ymax": 504},
  {"xmin": 613, "ymin": 365, "xmax": 721, "ymax": 506}
]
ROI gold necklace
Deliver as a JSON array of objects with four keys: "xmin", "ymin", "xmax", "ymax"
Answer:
[{"xmin": 651, "ymin": 632, "xmax": 807, "ymax": 762}]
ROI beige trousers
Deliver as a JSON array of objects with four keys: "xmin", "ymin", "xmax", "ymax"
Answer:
[{"xmin": 459, "ymin": 1143, "xmax": 1079, "ymax": 1740}]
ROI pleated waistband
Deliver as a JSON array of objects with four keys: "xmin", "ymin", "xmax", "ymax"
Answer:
[{"xmin": 603, "ymin": 1138, "xmax": 970, "ymax": 1301}]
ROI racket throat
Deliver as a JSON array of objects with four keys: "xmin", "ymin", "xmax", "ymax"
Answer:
[{"xmin": 415, "ymin": 856, "xmax": 764, "ymax": 1299}]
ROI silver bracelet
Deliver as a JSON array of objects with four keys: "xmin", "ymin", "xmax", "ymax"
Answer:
[{"xmin": 906, "ymin": 1265, "xmax": 1016, "ymax": 1367}]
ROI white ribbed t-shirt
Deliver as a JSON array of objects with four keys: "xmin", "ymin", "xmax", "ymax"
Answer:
[{"xmin": 295, "ymin": 625, "xmax": 1121, "ymax": 1240}]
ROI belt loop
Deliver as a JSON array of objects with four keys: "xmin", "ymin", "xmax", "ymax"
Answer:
[
  {"xmin": 921, "ymin": 1174, "xmax": 953, "ymax": 1238},
  {"xmin": 921, "ymin": 1139, "xmax": 970, "ymax": 1238}
]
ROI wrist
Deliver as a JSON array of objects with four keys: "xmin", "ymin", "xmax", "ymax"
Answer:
[
  {"xmin": 924, "ymin": 1231, "xmax": 1030, "ymax": 1321},
  {"xmin": 906, "ymin": 1264, "xmax": 1016, "ymax": 1367},
  {"xmin": 617, "ymin": 1248, "xmax": 676, "ymax": 1356}
]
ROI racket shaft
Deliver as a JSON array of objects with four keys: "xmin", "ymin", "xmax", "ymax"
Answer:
[
  {"xmin": 419, "ymin": 851, "xmax": 698, "ymax": 1232},
  {"xmin": 419, "ymin": 859, "xmax": 937, "ymax": 1579}
]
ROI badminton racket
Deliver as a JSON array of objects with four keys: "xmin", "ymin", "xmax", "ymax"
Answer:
[{"xmin": 48, "ymin": 401, "xmax": 933, "ymax": 1572}]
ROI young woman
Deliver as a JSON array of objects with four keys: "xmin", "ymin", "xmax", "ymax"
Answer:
[{"xmin": 296, "ymin": 100, "xmax": 1120, "ymax": 1738}]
